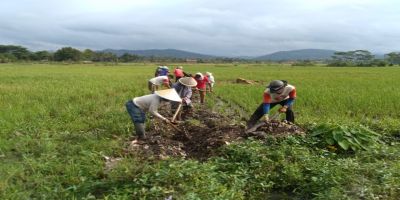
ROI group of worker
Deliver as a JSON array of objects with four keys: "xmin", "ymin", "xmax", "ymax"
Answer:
[
  {"xmin": 126, "ymin": 65, "xmax": 296, "ymax": 140},
  {"xmin": 126, "ymin": 65, "xmax": 215, "ymax": 139}
]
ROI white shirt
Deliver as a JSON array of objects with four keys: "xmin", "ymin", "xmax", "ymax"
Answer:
[
  {"xmin": 133, "ymin": 94, "xmax": 166, "ymax": 120},
  {"xmin": 208, "ymin": 75, "xmax": 215, "ymax": 86},
  {"xmin": 149, "ymin": 76, "xmax": 169, "ymax": 85}
]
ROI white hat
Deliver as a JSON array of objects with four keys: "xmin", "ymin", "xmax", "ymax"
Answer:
[
  {"xmin": 177, "ymin": 66, "xmax": 183, "ymax": 69},
  {"xmin": 206, "ymin": 72, "xmax": 212, "ymax": 76},
  {"xmin": 155, "ymin": 89, "xmax": 181, "ymax": 102},
  {"xmin": 178, "ymin": 77, "xmax": 197, "ymax": 87},
  {"xmin": 195, "ymin": 72, "xmax": 204, "ymax": 80}
]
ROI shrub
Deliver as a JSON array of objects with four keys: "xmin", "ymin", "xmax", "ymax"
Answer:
[{"xmin": 310, "ymin": 123, "xmax": 381, "ymax": 152}]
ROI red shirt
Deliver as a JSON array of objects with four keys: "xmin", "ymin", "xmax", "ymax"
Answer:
[
  {"xmin": 174, "ymin": 69, "xmax": 184, "ymax": 77},
  {"xmin": 196, "ymin": 76, "xmax": 209, "ymax": 89}
]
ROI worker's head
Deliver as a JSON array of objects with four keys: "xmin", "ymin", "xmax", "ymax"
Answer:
[
  {"xmin": 205, "ymin": 72, "xmax": 212, "ymax": 77},
  {"xmin": 178, "ymin": 77, "xmax": 197, "ymax": 87},
  {"xmin": 268, "ymin": 80, "xmax": 287, "ymax": 94},
  {"xmin": 177, "ymin": 66, "xmax": 183, "ymax": 69},
  {"xmin": 194, "ymin": 72, "xmax": 203, "ymax": 80},
  {"xmin": 155, "ymin": 89, "xmax": 182, "ymax": 103}
]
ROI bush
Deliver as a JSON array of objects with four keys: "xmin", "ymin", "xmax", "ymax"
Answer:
[{"xmin": 310, "ymin": 123, "xmax": 381, "ymax": 152}]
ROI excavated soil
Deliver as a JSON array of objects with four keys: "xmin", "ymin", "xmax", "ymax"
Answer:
[{"xmin": 123, "ymin": 95, "xmax": 305, "ymax": 161}]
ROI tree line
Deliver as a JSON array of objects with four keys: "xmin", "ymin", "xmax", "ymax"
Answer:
[
  {"xmin": 0, "ymin": 45, "xmax": 247, "ymax": 63},
  {"xmin": 1, "ymin": 45, "xmax": 400, "ymax": 66},
  {"xmin": 0, "ymin": 45, "xmax": 143, "ymax": 63},
  {"xmin": 328, "ymin": 50, "xmax": 400, "ymax": 67}
]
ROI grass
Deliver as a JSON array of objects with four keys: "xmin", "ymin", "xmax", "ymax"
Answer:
[{"xmin": 1, "ymin": 63, "xmax": 399, "ymax": 199}]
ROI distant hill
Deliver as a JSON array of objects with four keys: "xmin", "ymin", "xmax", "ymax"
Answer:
[
  {"xmin": 101, "ymin": 48, "xmax": 216, "ymax": 59},
  {"xmin": 254, "ymin": 49, "xmax": 337, "ymax": 61},
  {"xmin": 100, "ymin": 48, "xmax": 387, "ymax": 61}
]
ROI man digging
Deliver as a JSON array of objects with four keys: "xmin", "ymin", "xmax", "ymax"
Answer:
[
  {"xmin": 247, "ymin": 80, "xmax": 297, "ymax": 128},
  {"xmin": 171, "ymin": 77, "xmax": 197, "ymax": 121},
  {"xmin": 125, "ymin": 89, "xmax": 182, "ymax": 140}
]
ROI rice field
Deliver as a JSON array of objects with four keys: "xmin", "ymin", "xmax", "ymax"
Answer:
[{"xmin": 1, "ymin": 63, "xmax": 399, "ymax": 199}]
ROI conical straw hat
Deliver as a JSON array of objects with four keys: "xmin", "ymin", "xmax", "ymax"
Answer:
[
  {"xmin": 155, "ymin": 89, "xmax": 182, "ymax": 102},
  {"xmin": 178, "ymin": 77, "xmax": 197, "ymax": 87}
]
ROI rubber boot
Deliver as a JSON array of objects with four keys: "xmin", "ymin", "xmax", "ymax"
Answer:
[
  {"xmin": 134, "ymin": 123, "xmax": 146, "ymax": 140},
  {"xmin": 285, "ymin": 109, "xmax": 295, "ymax": 123}
]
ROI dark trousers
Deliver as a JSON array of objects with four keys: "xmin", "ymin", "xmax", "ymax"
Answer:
[
  {"xmin": 175, "ymin": 76, "xmax": 182, "ymax": 82},
  {"xmin": 248, "ymin": 99, "xmax": 294, "ymax": 127},
  {"xmin": 126, "ymin": 100, "xmax": 146, "ymax": 138},
  {"xmin": 126, "ymin": 100, "xmax": 146, "ymax": 123}
]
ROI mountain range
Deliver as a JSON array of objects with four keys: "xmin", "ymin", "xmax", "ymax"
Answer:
[
  {"xmin": 101, "ymin": 48, "xmax": 385, "ymax": 61},
  {"xmin": 102, "ymin": 48, "xmax": 216, "ymax": 59},
  {"xmin": 253, "ymin": 49, "xmax": 336, "ymax": 61}
]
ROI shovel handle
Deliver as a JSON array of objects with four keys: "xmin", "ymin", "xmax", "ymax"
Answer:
[
  {"xmin": 171, "ymin": 103, "xmax": 183, "ymax": 122},
  {"xmin": 270, "ymin": 112, "xmax": 281, "ymax": 120},
  {"xmin": 166, "ymin": 121, "xmax": 183, "ymax": 133}
]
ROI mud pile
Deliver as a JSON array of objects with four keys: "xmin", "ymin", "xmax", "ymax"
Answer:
[
  {"xmin": 125, "ymin": 105, "xmax": 246, "ymax": 160},
  {"xmin": 124, "ymin": 98, "xmax": 305, "ymax": 160},
  {"xmin": 246, "ymin": 120, "xmax": 305, "ymax": 139}
]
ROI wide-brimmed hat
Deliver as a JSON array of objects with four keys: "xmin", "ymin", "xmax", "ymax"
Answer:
[
  {"xmin": 205, "ymin": 72, "xmax": 212, "ymax": 76},
  {"xmin": 155, "ymin": 89, "xmax": 181, "ymax": 102},
  {"xmin": 178, "ymin": 77, "xmax": 197, "ymax": 87}
]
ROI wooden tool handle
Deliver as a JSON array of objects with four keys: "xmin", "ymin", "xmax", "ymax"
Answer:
[{"xmin": 171, "ymin": 103, "xmax": 183, "ymax": 122}]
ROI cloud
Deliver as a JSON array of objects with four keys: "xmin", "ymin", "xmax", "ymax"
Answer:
[{"xmin": 1, "ymin": 0, "xmax": 400, "ymax": 56}]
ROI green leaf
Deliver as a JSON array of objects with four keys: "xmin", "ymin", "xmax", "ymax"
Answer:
[
  {"xmin": 333, "ymin": 130, "xmax": 344, "ymax": 141},
  {"xmin": 342, "ymin": 127, "xmax": 352, "ymax": 136},
  {"xmin": 326, "ymin": 138, "xmax": 335, "ymax": 145},
  {"xmin": 338, "ymin": 140, "xmax": 350, "ymax": 150}
]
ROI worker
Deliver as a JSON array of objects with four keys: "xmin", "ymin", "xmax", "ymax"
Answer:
[
  {"xmin": 173, "ymin": 66, "xmax": 184, "ymax": 82},
  {"xmin": 205, "ymin": 72, "xmax": 215, "ymax": 92},
  {"xmin": 154, "ymin": 66, "xmax": 162, "ymax": 77},
  {"xmin": 148, "ymin": 75, "xmax": 173, "ymax": 93},
  {"xmin": 247, "ymin": 80, "xmax": 296, "ymax": 127},
  {"xmin": 171, "ymin": 77, "xmax": 197, "ymax": 120},
  {"xmin": 154, "ymin": 65, "xmax": 169, "ymax": 77},
  {"xmin": 194, "ymin": 72, "xmax": 210, "ymax": 104},
  {"xmin": 125, "ymin": 89, "xmax": 182, "ymax": 140}
]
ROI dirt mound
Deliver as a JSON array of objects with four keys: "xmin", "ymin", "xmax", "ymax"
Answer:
[
  {"xmin": 123, "ymin": 100, "xmax": 305, "ymax": 160},
  {"xmin": 246, "ymin": 120, "xmax": 305, "ymax": 139},
  {"xmin": 236, "ymin": 77, "xmax": 257, "ymax": 84},
  {"xmin": 125, "ymin": 106, "xmax": 245, "ymax": 160}
]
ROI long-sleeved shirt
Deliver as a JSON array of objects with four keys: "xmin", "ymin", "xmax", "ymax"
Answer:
[
  {"xmin": 172, "ymin": 82, "xmax": 192, "ymax": 105},
  {"xmin": 262, "ymin": 84, "xmax": 296, "ymax": 114},
  {"xmin": 207, "ymin": 75, "xmax": 215, "ymax": 87},
  {"xmin": 149, "ymin": 76, "xmax": 169, "ymax": 86},
  {"xmin": 133, "ymin": 94, "xmax": 166, "ymax": 120},
  {"xmin": 195, "ymin": 76, "xmax": 209, "ymax": 89}
]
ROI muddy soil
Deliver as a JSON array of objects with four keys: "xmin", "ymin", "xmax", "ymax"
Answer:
[
  {"xmin": 125, "ymin": 104, "xmax": 246, "ymax": 160},
  {"xmin": 123, "ymin": 94, "xmax": 305, "ymax": 161}
]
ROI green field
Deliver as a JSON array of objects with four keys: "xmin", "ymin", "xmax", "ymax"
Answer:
[{"xmin": 1, "ymin": 63, "xmax": 399, "ymax": 199}]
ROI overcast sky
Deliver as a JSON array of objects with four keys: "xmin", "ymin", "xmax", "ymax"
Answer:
[{"xmin": 1, "ymin": 0, "xmax": 399, "ymax": 56}]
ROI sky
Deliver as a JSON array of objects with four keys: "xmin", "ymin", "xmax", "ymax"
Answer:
[{"xmin": 1, "ymin": 0, "xmax": 400, "ymax": 56}]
